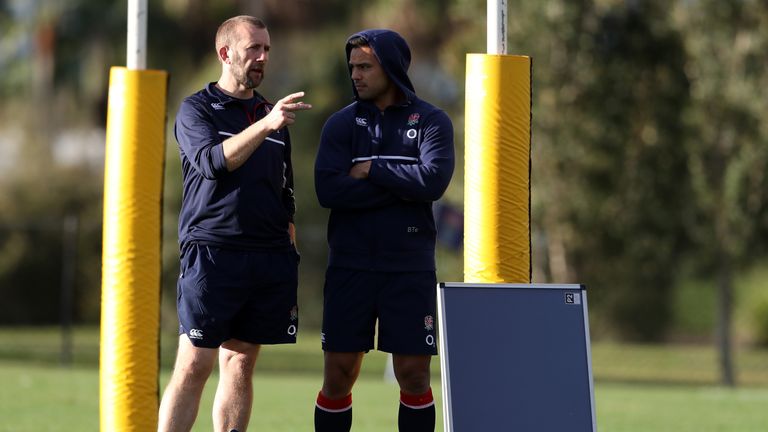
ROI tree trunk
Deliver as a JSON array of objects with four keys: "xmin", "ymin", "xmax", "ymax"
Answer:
[
  {"xmin": 547, "ymin": 227, "xmax": 572, "ymax": 283},
  {"xmin": 716, "ymin": 249, "xmax": 735, "ymax": 386}
]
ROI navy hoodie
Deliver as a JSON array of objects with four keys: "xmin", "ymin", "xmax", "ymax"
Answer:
[
  {"xmin": 175, "ymin": 83, "xmax": 295, "ymax": 251},
  {"xmin": 314, "ymin": 29, "xmax": 455, "ymax": 272}
]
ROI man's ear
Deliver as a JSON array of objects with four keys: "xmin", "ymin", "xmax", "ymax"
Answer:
[{"xmin": 218, "ymin": 46, "xmax": 230, "ymax": 64}]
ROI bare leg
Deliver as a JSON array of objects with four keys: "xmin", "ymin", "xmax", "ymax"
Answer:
[
  {"xmin": 212, "ymin": 339, "xmax": 261, "ymax": 432},
  {"xmin": 320, "ymin": 351, "xmax": 364, "ymax": 398},
  {"xmin": 394, "ymin": 354, "xmax": 434, "ymax": 432},
  {"xmin": 158, "ymin": 335, "xmax": 218, "ymax": 432},
  {"xmin": 314, "ymin": 352, "xmax": 364, "ymax": 432},
  {"xmin": 393, "ymin": 354, "xmax": 431, "ymax": 394}
]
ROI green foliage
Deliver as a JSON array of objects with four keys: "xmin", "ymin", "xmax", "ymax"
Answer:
[
  {"xmin": 677, "ymin": 0, "xmax": 768, "ymax": 268},
  {"xmin": 576, "ymin": 5, "xmax": 692, "ymax": 340},
  {"xmin": 672, "ymin": 277, "xmax": 716, "ymax": 337},
  {"xmin": 515, "ymin": 1, "xmax": 693, "ymax": 340},
  {"xmin": 750, "ymin": 298, "xmax": 768, "ymax": 347},
  {"xmin": 0, "ymin": 163, "xmax": 103, "ymax": 324}
]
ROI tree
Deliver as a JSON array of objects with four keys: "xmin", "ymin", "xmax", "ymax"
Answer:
[
  {"xmin": 574, "ymin": 2, "xmax": 693, "ymax": 340},
  {"xmin": 505, "ymin": 0, "xmax": 692, "ymax": 340},
  {"xmin": 675, "ymin": 0, "xmax": 768, "ymax": 386}
]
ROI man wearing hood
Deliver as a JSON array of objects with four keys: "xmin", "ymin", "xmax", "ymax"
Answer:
[{"xmin": 314, "ymin": 29, "xmax": 455, "ymax": 431}]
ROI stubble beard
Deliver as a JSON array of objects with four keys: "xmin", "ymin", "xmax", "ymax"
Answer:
[{"xmin": 232, "ymin": 54, "xmax": 262, "ymax": 89}]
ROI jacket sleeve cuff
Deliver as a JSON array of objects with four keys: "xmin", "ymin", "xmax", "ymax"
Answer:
[{"xmin": 211, "ymin": 143, "xmax": 228, "ymax": 174}]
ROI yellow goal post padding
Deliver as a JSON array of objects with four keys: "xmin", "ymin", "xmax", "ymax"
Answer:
[
  {"xmin": 100, "ymin": 66, "xmax": 167, "ymax": 432},
  {"xmin": 464, "ymin": 54, "xmax": 531, "ymax": 283}
]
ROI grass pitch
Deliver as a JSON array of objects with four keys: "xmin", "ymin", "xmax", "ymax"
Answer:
[
  {"xmin": 1, "ymin": 327, "xmax": 768, "ymax": 431},
  {"xmin": 2, "ymin": 359, "xmax": 768, "ymax": 431}
]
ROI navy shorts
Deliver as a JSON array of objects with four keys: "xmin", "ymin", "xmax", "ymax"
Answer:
[
  {"xmin": 177, "ymin": 243, "xmax": 300, "ymax": 348},
  {"xmin": 321, "ymin": 267, "xmax": 437, "ymax": 355}
]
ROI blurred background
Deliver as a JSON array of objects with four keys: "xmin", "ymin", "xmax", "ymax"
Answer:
[{"xmin": 2, "ymin": 0, "xmax": 768, "ymax": 401}]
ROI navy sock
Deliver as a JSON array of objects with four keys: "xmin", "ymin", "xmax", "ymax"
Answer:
[
  {"xmin": 398, "ymin": 388, "xmax": 435, "ymax": 432},
  {"xmin": 314, "ymin": 391, "xmax": 352, "ymax": 432}
]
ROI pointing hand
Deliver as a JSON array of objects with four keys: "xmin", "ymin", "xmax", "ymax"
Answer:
[{"xmin": 264, "ymin": 91, "xmax": 313, "ymax": 132}]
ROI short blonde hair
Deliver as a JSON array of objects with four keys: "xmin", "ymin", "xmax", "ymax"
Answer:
[{"xmin": 215, "ymin": 16, "xmax": 267, "ymax": 52}]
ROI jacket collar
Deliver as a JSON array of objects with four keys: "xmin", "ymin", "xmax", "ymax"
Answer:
[{"xmin": 205, "ymin": 82, "xmax": 265, "ymax": 106}]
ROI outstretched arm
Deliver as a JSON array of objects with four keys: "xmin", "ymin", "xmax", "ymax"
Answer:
[
  {"xmin": 223, "ymin": 92, "xmax": 312, "ymax": 171},
  {"xmin": 176, "ymin": 92, "xmax": 312, "ymax": 179}
]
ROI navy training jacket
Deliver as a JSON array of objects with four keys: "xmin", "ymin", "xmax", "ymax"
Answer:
[
  {"xmin": 175, "ymin": 83, "xmax": 295, "ymax": 251},
  {"xmin": 314, "ymin": 29, "xmax": 455, "ymax": 272}
]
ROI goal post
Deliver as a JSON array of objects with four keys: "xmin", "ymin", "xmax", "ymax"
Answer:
[{"xmin": 99, "ymin": 1, "xmax": 168, "ymax": 430}]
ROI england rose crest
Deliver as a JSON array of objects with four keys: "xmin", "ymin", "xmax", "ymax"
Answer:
[{"xmin": 424, "ymin": 315, "xmax": 434, "ymax": 331}]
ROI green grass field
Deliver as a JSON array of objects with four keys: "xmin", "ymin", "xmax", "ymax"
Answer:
[{"xmin": 1, "ymin": 327, "xmax": 768, "ymax": 431}]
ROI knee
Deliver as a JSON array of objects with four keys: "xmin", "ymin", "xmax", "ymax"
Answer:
[
  {"xmin": 219, "ymin": 341, "xmax": 260, "ymax": 376},
  {"xmin": 395, "ymin": 365, "xmax": 430, "ymax": 394},
  {"xmin": 322, "ymin": 357, "xmax": 361, "ymax": 398},
  {"xmin": 173, "ymin": 357, "xmax": 215, "ymax": 387},
  {"xmin": 220, "ymin": 351, "xmax": 258, "ymax": 377},
  {"xmin": 323, "ymin": 365, "xmax": 356, "ymax": 396}
]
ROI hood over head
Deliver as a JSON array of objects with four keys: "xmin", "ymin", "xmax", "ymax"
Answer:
[{"xmin": 345, "ymin": 29, "xmax": 416, "ymax": 103}]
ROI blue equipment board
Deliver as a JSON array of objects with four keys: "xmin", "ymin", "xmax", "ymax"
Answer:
[{"xmin": 437, "ymin": 283, "xmax": 596, "ymax": 431}]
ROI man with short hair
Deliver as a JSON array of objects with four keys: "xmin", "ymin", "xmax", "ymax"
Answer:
[
  {"xmin": 313, "ymin": 29, "xmax": 455, "ymax": 431},
  {"xmin": 158, "ymin": 15, "xmax": 311, "ymax": 432}
]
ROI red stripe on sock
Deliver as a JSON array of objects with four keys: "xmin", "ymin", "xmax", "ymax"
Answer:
[
  {"xmin": 400, "ymin": 388, "xmax": 434, "ymax": 408},
  {"xmin": 316, "ymin": 391, "xmax": 352, "ymax": 411}
]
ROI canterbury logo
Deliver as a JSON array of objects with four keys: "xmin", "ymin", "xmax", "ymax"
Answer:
[
  {"xmin": 355, "ymin": 117, "xmax": 368, "ymax": 126},
  {"xmin": 210, "ymin": 102, "xmax": 225, "ymax": 110},
  {"xmin": 189, "ymin": 329, "xmax": 204, "ymax": 339}
]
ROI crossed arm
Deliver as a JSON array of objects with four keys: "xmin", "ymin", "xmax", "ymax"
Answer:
[{"xmin": 315, "ymin": 110, "xmax": 455, "ymax": 209}]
